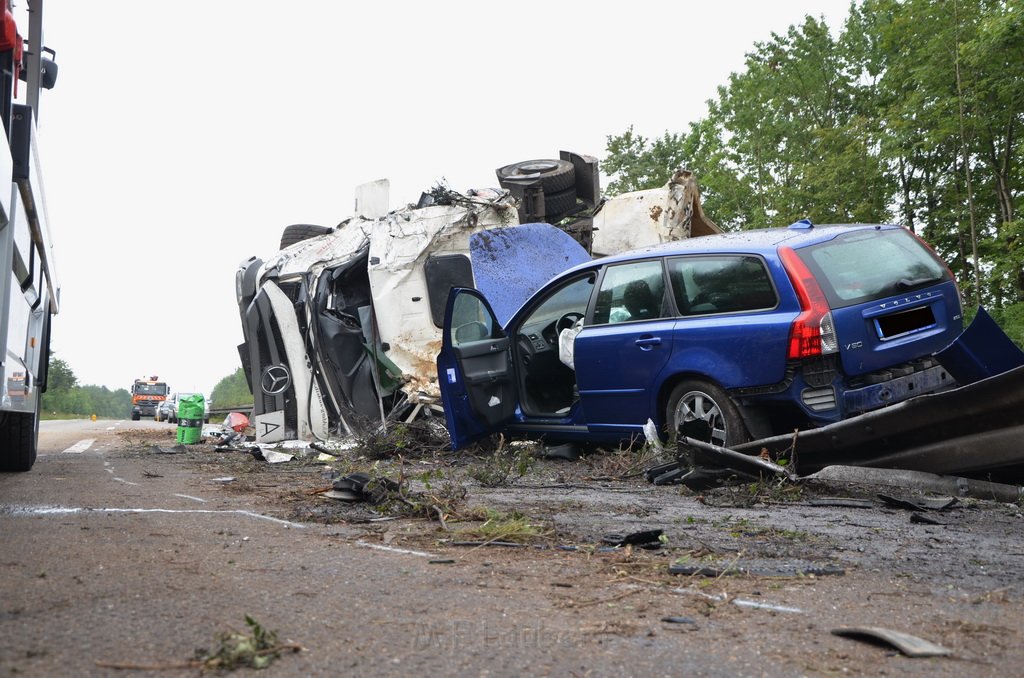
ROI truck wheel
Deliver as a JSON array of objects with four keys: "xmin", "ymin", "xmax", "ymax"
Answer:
[
  {"xmin": 280, "ymin": 224, "xmax": 333, "ymax": 250},
  {"xmin": 666, "ymin": 380, "xmax": 749, "ymax": 448},
  {"xmin": 0, "ymin": 410, "xmax": 39, "ymax": 472},
  {"xmin": 540, "ymin": 187, "xmax": 578, "ymax": 222},
  {"xmin": 131, "ymin": 412, "xmax": 140, "ymax": 421},
  {"xmin": 496, "ymin": 159, "xmax": 575, "ymax": 194}
]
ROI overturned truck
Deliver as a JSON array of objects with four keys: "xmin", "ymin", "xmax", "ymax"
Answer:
[{"xmin": 235, "ymin": 153, "xmax": 720, "ymax": 443}]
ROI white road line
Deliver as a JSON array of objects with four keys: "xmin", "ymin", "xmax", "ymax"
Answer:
[
  {"xmin": 355, "ymin": 540, "xmax": 437, "ymax": 558},
  {"xmin": 113, "ymin": 478, "xmax": 139, "ymax": 486},
  {"xmin": 5, "ymin": 506, "xmax": 306, "ymax": 528},
  {"xmin": 63, "ymin": 439, "xmax": 96, "ymax": 454},
  {"xmin": 173, "ymin": 494, "xmax": 208, "ymax": 503}
]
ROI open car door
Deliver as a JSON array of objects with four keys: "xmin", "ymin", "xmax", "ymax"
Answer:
[{"xmin": 437, "ymin": 288, "xmax": 519, "ymax": 449}]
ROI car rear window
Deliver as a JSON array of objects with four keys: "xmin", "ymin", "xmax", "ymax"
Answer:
[{"xmin": 795, "ymin": 228, "xmax": 950, "ymax": 307}]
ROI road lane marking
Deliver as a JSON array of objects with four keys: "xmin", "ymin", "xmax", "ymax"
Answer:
[
  {"xmin": 113, "ymin": 478, "xmax": 139, "ymax": 486},
  {"xmin": 4, "ymin": 506, "xmax": 305, "ymax": 528},
  {"xmin": 63, "ymin": 439, "xmax": 96, "ymax": 454},
  {"xmin": 355, "ymin": 540, "xmax": 437, "ymax": 558},
  {"xmin": 174, "ymin": 494, "xmax": 208, "ymax": 503}
]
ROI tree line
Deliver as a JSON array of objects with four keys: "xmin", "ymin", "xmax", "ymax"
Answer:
[
  {"xmin": 41, "ymin": 356, "xmax": 131, "ymax": 418},
  {"xmin": 603, "ymin": 0, "xmax": 1022, "ymax": 343}
]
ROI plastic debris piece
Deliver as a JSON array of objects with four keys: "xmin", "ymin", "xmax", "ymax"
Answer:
[
  {"xmin": 831, "ymin": 627, "xmax": 952, "ymax": 657},
  {"xmin": 211, "ymin": 477, "xmax": 236, "ymax": 484},
  {"xmin": 643, "ymin": 418, "xmax": 664, "ymax": 452},
  {"xmin": 878, "ymin": 493, "xmax": 959, "ymax": 512},
  {"xmin": 661, "ymin": 616, "xmax": 697, "ymax": 625},
  {"xmin": 732, "ymin": 599, "xmax": 803, "ymax": 614},
  {"xmin": 224, "ymin": 412, "xmax": 250, "ymax": 432},
  {"xmin": 601, "ymin": 529, "xmax": 664, "ymax": 549}
]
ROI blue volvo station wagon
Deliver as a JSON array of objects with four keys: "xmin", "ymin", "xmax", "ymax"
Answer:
[{"xmin": 437, "ymin": 221, "xmax": 964, "ymax": 450}]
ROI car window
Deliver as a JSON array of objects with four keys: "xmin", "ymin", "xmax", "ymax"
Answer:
[
  {"xmin": 451, "ymin": 293, "xmax": 500, "ymax": 347},
  {"xmin": 425, "ymin": 254, "xmax": 474, "ymax": 328},
  {"xmin": 796, "ymin": 228, "xmax": 949, "ymax": 306},
  {"xmin": 667, "ymin": 255, "xmax": 777, "ymax": 316},
  {"xmin": 593, "ymin": 261, "xmax": 667, "ymax": 325},
  {"xmin": 520, "ymin": 274, "xmax": 596, "ymax": 329}
]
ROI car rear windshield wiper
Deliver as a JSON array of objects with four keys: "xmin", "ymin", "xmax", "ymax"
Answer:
[{"xmin": 896, "ymin": 275, "xmax": 943, "ymax": 290}]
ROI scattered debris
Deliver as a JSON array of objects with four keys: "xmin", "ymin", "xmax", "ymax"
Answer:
[
  {"xmin": 877, "ymin": 493, "xmax": 959, "ymax": 512},
  {"xmin": 211, "ymin": 477, "xmax": 236, "ymax": 484},
  {"xmin": 732, "ymin": 599, "xmax": 804, "ymax": 614},
  {"xmin": 832, "ymin": 626, "xmax": 952, "ymax": 658},
  {"xmin": 224, "ymin": 411, "xmax": 250, "ymax": 432},
  {"xmin": 601, "ymin": 529, "xmax": 664, "ymax": 549},
  {"xmin": 323, "ymin": 472, "xmax": 401, "ymax": 504},
  {"xmin": 251, "ymin": 448, "xmax": 294, "ymax": 464},
  {"xmin": 660, "ymin": 616, "xmax": 698, "ymax": 625},
  {"xmin": 646, "ymin": 435, "xmax": 796, "ymax": 489},
  {"xmin": 95, "ymin": 615, "xmax": 301, "ymax": 672},
  {"xmin": 196, "ymin": 615, "xmax": 300, "ymax": 671}
]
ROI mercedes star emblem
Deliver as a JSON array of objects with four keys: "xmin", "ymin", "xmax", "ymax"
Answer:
[{"xmin": 261, "ymin": 365, "xmax": 291, "ymax": 396}]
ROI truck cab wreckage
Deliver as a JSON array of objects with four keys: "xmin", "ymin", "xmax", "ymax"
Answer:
[{"xmin": 235, "ymin": 152, "xmax": 721, "ymax": 444}]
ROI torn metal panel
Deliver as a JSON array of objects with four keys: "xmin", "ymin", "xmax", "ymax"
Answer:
[
  {"xmin": 591, "ymin": 170, "xmax": 721, "ymax": 256},
  {"xmin": 366, "ymin": 199, "xmax": 521, "ymax": 399}
]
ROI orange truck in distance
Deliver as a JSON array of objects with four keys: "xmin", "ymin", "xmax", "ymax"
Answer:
[{"xmin": 130, "ymin": 375, "xmax": 169, "ymax": 421}]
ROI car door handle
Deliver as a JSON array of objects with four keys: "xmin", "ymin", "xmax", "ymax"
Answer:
[{"xmin": 635, "ymin": 336, "xmax": 662, "ymax": 350}]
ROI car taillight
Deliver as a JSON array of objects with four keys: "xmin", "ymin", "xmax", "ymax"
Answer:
[{"xmin": 780, "ymin": 246, "xmax": 838, "ymax": 359}]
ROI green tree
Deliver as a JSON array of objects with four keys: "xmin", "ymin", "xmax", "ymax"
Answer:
[
  {"xmin": 46, "ymin": 356, "xmax": 77, "ymax": 392},
  {"xmin": 210, "ymin": 367, "xmax": 252, "ymax": 408}
]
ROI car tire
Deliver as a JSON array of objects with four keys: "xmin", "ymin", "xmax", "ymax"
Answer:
[
  {"xmin": 279, "ymin": 224, "xmax": 333, "ymax": 250},
  {"xmin": 131, "ymin": 413, "xmax": 140, "ymax": 421},
  {"xmin": 0, "ymin": 410, "xmax": 39, "ymax": 472},
  {"xmin": 496, "ymin": 159, "xmax": 576, "ymax": 194},
  {"xmin": 665, "ymin": 380, "xmax": 749, "ymax": 448}
]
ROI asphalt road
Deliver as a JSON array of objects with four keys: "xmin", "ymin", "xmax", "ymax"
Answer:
[
  {"xmin": 2, "ymin": 419, "xmax": 1022, "ymax": 677},
  {"xmin": 0, "ymin": 419, "xmax": 742, "ymax": 677}
]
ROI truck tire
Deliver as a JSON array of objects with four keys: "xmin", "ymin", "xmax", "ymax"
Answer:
[
  {"xmin": 497, "ymin": 159, "xmax": 575, "ymax": 194},
  {"xmin": 0, "ymin": 410, "xmax": 39, "ymax": 472},
  {"xmin": 540, "ymin": 187, "xmax": 577, "ymax": 222},
  {"xmin": 280, "ymin": 224, "xmax": 333, "ymax": 250}
]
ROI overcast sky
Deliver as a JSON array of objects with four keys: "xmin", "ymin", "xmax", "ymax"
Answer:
[{"xmin": 35, "ymin": 0, "xmax": 852, "ymax": 399}]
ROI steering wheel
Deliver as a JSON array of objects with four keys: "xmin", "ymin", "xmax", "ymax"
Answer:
[{"xmin": 555, "ymin": 312, "xmax": 584, "ymax": 334}]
